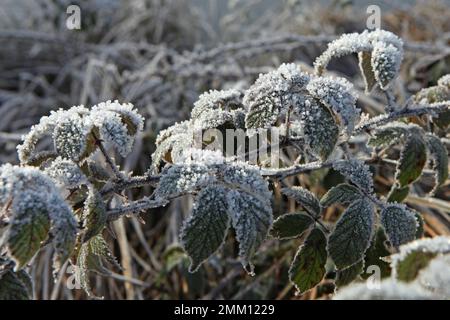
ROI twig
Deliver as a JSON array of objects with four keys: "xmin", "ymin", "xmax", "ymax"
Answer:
[{"xmin": 92, "ymin": 131, "xmax": 126, "ymax": 181}]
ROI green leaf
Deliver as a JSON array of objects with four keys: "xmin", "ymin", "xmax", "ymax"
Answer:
[
  {"xmin": 281, "ymin": 187, "xmax": 321, "ymax": 216},
  {"xmin": 82, "ymin": 187, "xmax": 107, "ymax": 242},
  {"xmin": 425, "ymin": 134, "xmax": 449, "ymax": 194},
  {"xmin": 288, "ymin": 228, "xmax": 327, "ymax": 293},
  {"xmin": 227, "ymin": 189, "xmax": 272, "ymax": 273},
  {"xmin": 387, "ymin": 185, "xmax": 409, "ymax": 203},
  {"xmin": 244, "ymin": 98, "xmax": 279, "ymax": 129},
  {"xmin": 362, "ymin": 228, "xmax": 391, "ymax": 280},
  {"xmin": 181, "ymin": 185, "xmax": 230, "ymax": 272},
  {"xmin": 0, "ymin": 270, "xmax": 32, "ymax": 300},
  {"xmin": 302, "ymin": 101, "xmax": 339, "ymax": 160},
  {"xmin": 368, "ymin": 122, "xmax": 408, "ymax": 148},
  {"xmin": 327, "ymin": 198, "xmax": 374, "ymax": 269},
  {"xmin": 163, "ymin": 245, "xmax": 187, "ymax": 272},
  {"xmin": 396, "ymin": 133, "xmax": 427, "ymax": 187},
  {"xmin": 358, "ymin": 51, "xmax": 376, "ymax": 93},
  {"xmin": 335, "ymin": 260, "xmax": 364, "ymax": 288},
  {"xmin": 381, "ymin": 204, "xmax": 417, "ymax": 248},
  {"xmin": 7, "ymin": 193, "xmax": 51, "ymax": 269},
  {"xmin": 320, "ymin": 183, "xmax": 361, "ymax": 207},
  {"xmin": 333, "ymin": 159, "xmax": 374, "ymax": 193},
  {"xmin": 270, "ymin": 213, "xmax": 314, "ymax": 240},
  {"xmin": 396, "ymin": 251, "xmax": 437, "ymax": 282}
]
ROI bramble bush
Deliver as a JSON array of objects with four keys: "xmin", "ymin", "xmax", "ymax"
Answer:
[{"xmin": 0, "ymin": 29, "xmax": 449, "ymax": 299}]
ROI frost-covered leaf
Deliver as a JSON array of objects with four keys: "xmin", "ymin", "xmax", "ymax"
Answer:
[
  {"xmin": 437, "ymin": 74, "xmax": 450, "ymax": 88},
  {"xmin": 371, "ymin": 41, "xmax": 403, "ymax": 90},
  {"xmin": 281, "ymin": 187, "xmax": 321, "ymax": 216},
  {"xmin": 368, "ymin": 122, "xmax": 409, "ymax": 148},
  {"xmin": 333, "ymin": 159, "xmax": 373, "ymax": 193},
  {"xmin": 358, "ymin": 51, "xmax": 376, "ymax": 93},
  {"xmin": 244, "ymin": 63, "xmax": 309, "ymax": 129},
  {"xmin": 44, "ymin": 157, "xmax": 87, "ymax": 189},
  {"xmin": 333, "ymin": 279, "xmax": 432, "ymax": 300},
  {"xmin": 299, "ymin": 100, "xmax": 339, "ymax": 160},
  {"xmin": 328, "ymin": 198, "xmax": 374, "ymax": 269},
  {"xmin": 362, "ymin": 228, "xmax": 391, "ymax": 280},
  {"xmin": 391, "ymin": 236, "xmax": 450, "ymax": 282},
  {"xmin": 180, "ymin": 185, "xmax": 230, "ymax": 272},
  {"xmin": 53, "ymin": 112, "xmax": 90, "ymax": 161},
  {"xmin": 387, "ymin": 185, "xmax": 409, "ymax": 203},
  {"xmin": 95, "ymin": 100, "xmax": 144, "ymax": 137},
  {"xmin": 335, "ymin": 260, "xmax": 364, "ymax": 288},
  {"xmin": 270, "ymin": 212, "xmax": 314, "ymax": 240},
  {"xmin": 306, "ymin": 76, "xmax": 359, "ymax": 134},
  {"xmin": 82, "ymin": 186, "xmax": 107, "ymax": 242},
  {"xmin": 227, "ymin": 189, "xmax": 272, "ymax": 273},
  {"xmin": 320, "ymin": 183, "xmax": 360, "ymax": 207},
  {"xmin": 76, "ymin": 234, "xmax": 120, "ymax": 296},
  {"xmin": 154, "ymin": 164, "xmax": 215, "ymax": 199},
  {"xmin": 395, "ymin": 133, "xmax": 427, "ymax": 187},
  {"xmin": 381, "ymin": 204, "xmax": 417, "ymax": 248},
  {"xmin": 0, "ymin": 270, "xmax": 32, "ymax": 300},
  {"xmin": 6, "ymin": 191, "xmax": 51, "ymax": 269},
  {"xmin": 424, "ymin": 134, "xmax": 448, "ymax": 194},
  {"xmin": 414, "ymin": 85, "xmax": 450, "ymax": 129},
  {"xmin": 288, "ymin": 228, "xmax": 327, "ymax": 293}
]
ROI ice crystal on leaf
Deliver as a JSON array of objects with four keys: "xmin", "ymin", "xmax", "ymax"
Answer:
[
  {"xmin": 314, "ymin": 29, "xmax": 403, "ymax": 92},
  {"xmin": 244, "ymin": 63, "xmax": 309, "ymax": 129},
  {"xmin": 44, "ymin": 157, "xmax": 87, "ymax": 189},
  {"xmin": 417, "ymin": 255, "xmax": 450, "ymax": 299},
  {"xmin": 306, "ymin": 76, "xmax": 359, "ymax": 134},
  {"xmin": 0, "ymin": 164, "xmax": 77, "ymax": 272},
  {"xmin": 380, "ymin": 204, "xmax": 418, "ymax": 248},
  {"xmin": 437, "ymin": 74, "xmax": 450, "ymax": 88},
  {"xmin": 17, "ymin": 101, "xmax": 143, "ymax": 165},
  {"xmin": 333, "ymin": 159, "xmax": 374, "ymax": 193},
  {"xmin": 371, "ymin": 41, "xmax": 402, "ymax": 90}
]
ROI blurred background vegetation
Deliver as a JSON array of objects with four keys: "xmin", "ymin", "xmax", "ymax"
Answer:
[{"xmin": 0, "ymin": 0, "xmax": 449, "ymax": 299}]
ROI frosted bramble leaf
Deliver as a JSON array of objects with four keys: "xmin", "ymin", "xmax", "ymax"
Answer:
[
  {"xmin": 395, "ymin": 133, "xmax": 427, "ymax": 187},
  {"xmin": 82, "ymin": 186, "xmax": 107, "ymax": 242},
  {"xmin": 424, "ymin": 134, "xmax": 448, "ymax": 194},
  {"xmin": 180, "ymin": 185, "xmax": 230, "ymax": 272},
  {"xmin": 314, "ymin": 32, "xmax": 372, "ymax": 75},
  {"xmin": 368, "ymin": 122, "xmax": 410, "ymax": 148},
  {"xmin": 150, "ymin": 120, "xmax": 193, "ymax": 173},
  {"xmin": 298, "ymin": 99, "xmax": 339, "ymax": 160},
  {"xmin": 53, "ymin": 112, "xmax": 91, "ymax": 161},
  {"xmin": 327, "ymin": 198, "xmax": 374, "ymax": 269},
  {"xmin": 154, "ymin": 164, "xmax": 215, "ymax": 200},
  {"xmin": 437, "ymin": 74, "xmax": 450, "ymax": 88},
  {"xmin": 335, "ymin": 260, "xmax": 364, "ymax": 288},
  {"xmin": 371, "ymin": 41, "xmax": 403, "ymax": 90},
  {"xmin": 44, "ymin": 157, "xmax": 87, "ymax": 189},
  {"xmin": 47, "ymin": 193, "xmax": 78, "ymax": 273},
  {"xmin": 380, "ymin": 204, "xmax": 417, "ymax": 248},
  {"xmin": 289, "ymin": 228, "xmax": 327, "ymax": 293},
  {"xmin": 333, "ymin": 279, "xmax": 432, "ymax": 300},
  {"xmin": 75, "ymin": 234, "xmax": 121, "ymax": 296},
  {"xmin": 333, "ymin": 159, "xmax": 374, "ymax": 193},
  {"xmin": 281, "ymin": 187, "xmax": 321, "ymax": 216},
  {"xmin": 366, "ymin": 29, "xmax": 403, "ymax": 50},
  {"xmin": 93, "ymin": 100, "xmax": 144, "ymax": 136},
  {"xmin": 16, "ymin": 106, "xmax": 89, "ymax": 164},
  {"xmin": 222, "ymin": 162, "xmax": 271, "ymax": 199},
  {"xmin": 244, "ymin": 63, "xmax": 309, "ymax": 129},
  {"xmin": 358, "ymin": 51, "xmax": 377, "ymax": 93},
  {"xmin": 6, "ymin": 191, "xmax": 51, "ymax": 269},
  {"xmin": 417, "ymin": 255, "xmax": 450, "ymax": 299},
  {"xmin": 270, "ymin": 213, "xmax": 314, "ymax": 240},
  {"xmin": 414, "ymin": 84, "xmax": 450, "ymax": 129},
  {"xmin": 320, "ymin": 183, "xmax": 361, "ymax": 207},
  {"xmin": 227, "ymin": 189, "xmax": 272, "ymax": 273},
  {"xmin": 0, "ymin": 270, "xmax": 32, "ymax": 300},
  {"xmin": 306, "ymin": 76, "xmax": 359, "ymax": 134},
  {"xmin": 391, "ymin": 236, "xmax": 450, "ymax": 282}
]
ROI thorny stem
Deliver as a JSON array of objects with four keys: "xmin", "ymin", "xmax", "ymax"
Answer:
[{"xmin": 100, "ymin": 174, "xmax": 160, "ymax": 197}]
